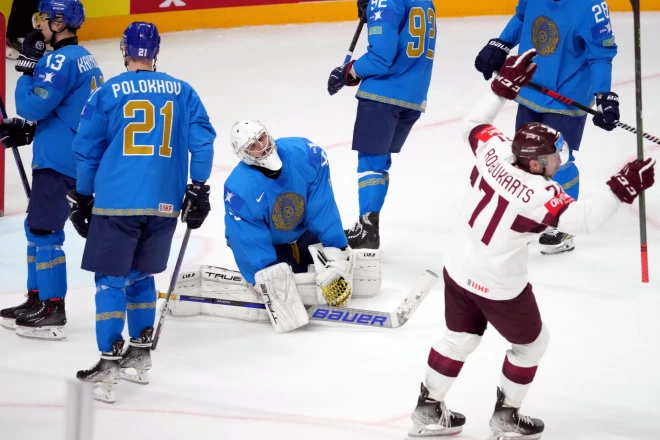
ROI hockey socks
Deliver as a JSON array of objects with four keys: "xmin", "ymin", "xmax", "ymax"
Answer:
[
  {"xmin": 32, "ymin": 230, "xmax": 67, "ymax": 300},
  {"xmin": 24, "ymin": 221, "xmax": 38, "ymax": 292},
  {"xmin": 95, "ymin": 274, "xmax": 128, "ymax": 353},
  {"xmin": 357, "ymin": 152, "xmax": 391, "ymax": 215},
  {"xmin": 125, "ymin": 270, "xmax": 157, "ymax": 340}
]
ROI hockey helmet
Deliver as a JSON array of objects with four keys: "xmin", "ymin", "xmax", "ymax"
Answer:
[
  {"xmin": 34, "ymin": 0, "xmax": 86, "ymax": 30},
  {"xmin": 121, "ymin": 22, "xmax": 161, "ymax": 60},
  {"xmin": 230, "ymin": 120, "xmax": 282, "ymax": 171},
  {"xmin": 512, "ymin": 122, "xmax": 569, "ymax": 172}
]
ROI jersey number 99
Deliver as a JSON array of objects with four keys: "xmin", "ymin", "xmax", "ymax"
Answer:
[
  {"xmin": 406, "ymin": 7, "xmax": 435, "ymax": 59},
  {"xmin": 123, "ymin": 100, "xmax": 174, "ymax": 158}
]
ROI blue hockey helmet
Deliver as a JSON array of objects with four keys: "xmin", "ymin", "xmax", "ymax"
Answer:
[
  {"xmin": 121, "ymin": 22, "xmax": 161, "ymax": 60},
  {"xmin": 36, "ymin": 0, "xmax": 86, "ymax": 30}
]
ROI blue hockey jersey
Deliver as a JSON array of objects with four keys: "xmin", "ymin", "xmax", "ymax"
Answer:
[
  {"xmin": 73, "ymin": 70, "xmax": 215, "ymax": 217},
  {"xmin": 499, "ymin": 0, "xmax": 618, "ymax": 116},
  {"xmin": 352, "ymin": 0, "xmax": 436, "ymax": 112},
  {"xmin": 15, "ymin": 43, "xmax": 103, "ymax": 178},
  {"xmin": 224, "ymin": 138, "xmax": 347, "ymax": 284}
]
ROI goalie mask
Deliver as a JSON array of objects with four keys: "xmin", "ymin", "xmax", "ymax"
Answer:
[{"xmin": 230, "ymin": 120, "xmax": 282, "ymax": 171}]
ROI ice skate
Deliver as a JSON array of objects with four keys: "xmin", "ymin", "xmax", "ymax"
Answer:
[
  {"xmin": 120, "ymin": 327, "xmax": 153, "ymax": 385},
  {"xmin": 76, "ymin": 340, "xmax": 124, "ymax": 404},
  {"xmin": 1, "ymin": 290, "xmax": 41, "ymax": 330},
  {"xmin": 539, "ymin": 229, "xmax": 574, "ymax": 255},
  {"xmin": 407, "ymin": 383, "xmax": 466, "ymax": 438},
  {"xmin": 488, "ymin": 387, "xmax": 544, "ymax": 440},
  {"xmin": 345, "ymin": 212, "xmax": 380, "ymax": 249},
  {"xmin": 15, "ymin": 298, "xmax": 66, "ymax": 339}
]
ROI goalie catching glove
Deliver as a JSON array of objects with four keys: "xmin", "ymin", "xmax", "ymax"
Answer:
[{"xmin": 309, "ymin": 245, "xmax": 355, "ymax": 307}]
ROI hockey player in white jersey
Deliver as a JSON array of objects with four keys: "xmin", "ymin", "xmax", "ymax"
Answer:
[{"xmin": 407, "ymin": 49, "xmax": 655, "ymax": 439}]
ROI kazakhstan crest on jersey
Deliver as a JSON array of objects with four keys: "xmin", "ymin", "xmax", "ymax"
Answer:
[
  {"xmin": 532, "ymin": 16, "xmax": 560, "ymax": 56},
  {"xmin": 272, "ymin": 192, "xmax": 305, "ymax": 231}
]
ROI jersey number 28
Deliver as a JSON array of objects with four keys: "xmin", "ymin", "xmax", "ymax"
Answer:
[
  {"xmin": 406, "ymin": 7, "xmax": 435, "ymax": 59},
  {"xmin": 123, "ymin": 100, "xmax": 174, "ymax": 158}
]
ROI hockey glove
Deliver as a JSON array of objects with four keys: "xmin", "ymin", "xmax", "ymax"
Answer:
[
  {"xmin": 15, "ymin": 30, "xmax": 46, "ymax": 76},
  {"xmin": 357, "ymin": 0, "xmax": 368, "ymax": 19},
  {"xmin": 593, "ymin": 92, "xmax": 619, "ymax": 131},
  {"xmin": 0, "ymin": 118, "xmax": 37, "ymax": 148},
  {"xmin": 327, "ymin": 60, "xmax": 361, "ymax": 96},
  {"xmin": 66, "ymin": 190, "xmax": 95, "ymax": 238},
  {"xmin": 181, "ymin": 184, "xmax": 211, "ymax": 229},
  {"xmin": 475, "ymin": 38, "xmax": 512, "ymax": 81},
  {"xmin": 606, "ymin": 158, "xmax": 656, "ymax": 204},
  {"xmin": 491, "ymin": 49, "xmax": 538, "ymax": 101}
]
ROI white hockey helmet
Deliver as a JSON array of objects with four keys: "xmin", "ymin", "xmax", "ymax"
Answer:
[{"xmin": 230, "ymin": 120, "xmax": 282, "ymax": 171}]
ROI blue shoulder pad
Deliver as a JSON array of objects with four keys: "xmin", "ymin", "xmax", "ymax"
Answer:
[
  {"xmin": 224, "ymin": 184, "xmax": 246, "ymax": 215},
  {"xmin": 305, "ymin": 140, "xmax": 328, "ymax": 167}
]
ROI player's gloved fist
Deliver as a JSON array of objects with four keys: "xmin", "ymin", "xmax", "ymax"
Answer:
[
  {"xmin": 181, "ymin": 184, "xmax": 211, "ymax": 229},
  {"xmin": 15, "ymin": 30, "xmax": 46, "ymax": 76},
  {"xmin": 357, "ymin": 0, "xmax": 368, "ymax": 19},
  {"xmin": 0, "ymin": 118, "xmax": 37, "ymax": 148},
  {"xmin": 491, "ymin": 48, "xmax": 538, "ymax": 101},
  {"xmin": 66, "ymin": 190, "xmax": 95, "ymax": 238},
  {"xmin": 606, "ymin": 157, "xmax": 656, "ymax": 204},
  {"xmin": 593, "ymin": 92, "xmax": 620, "ymax": 131},
  {"xmin": 475, "ymin": 38, "xmax": 512, "ymax": 80},
  {"xmin": 327, "ymin": 60, "xmax": 361, "ymax": 96}
]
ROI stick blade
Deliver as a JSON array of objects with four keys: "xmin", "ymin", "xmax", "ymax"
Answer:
[{"xmin": 392, "ymin": 270, "xmax": 439, "ymax": 328}]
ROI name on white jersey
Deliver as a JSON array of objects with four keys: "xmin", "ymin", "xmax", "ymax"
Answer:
[
  {"xmin": 111, "ymin": 79, "xmax": 182, "ymax": 98},
  {"xmin": 483, "ymin": 147, "xmax": 534, "ymax": 203},
  {"xmin": 77, "ymin": 55, "xmax": 101, "ymax": 73}
]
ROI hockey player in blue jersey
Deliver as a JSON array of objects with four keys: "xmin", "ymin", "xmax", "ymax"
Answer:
[
  {"xmin": 67, "ymin": 22, "xmax": 215, "ymax": 403},
  {"xmin": 0, "ymin": 0, "xmax": 103, "ymax": 340},
  {"xmin": 224, "ymin": 120, "xmax": 355, "ymax": 333},
  {"xmin": 474, "ymin": 0, "xmax": 619, "ymax": 255},
  {"xmin": 327, "ymin": 0, "xmax": 436, "ymax": 250}
]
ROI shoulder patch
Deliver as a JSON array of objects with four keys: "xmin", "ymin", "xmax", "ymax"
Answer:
[
  {"xmin": 34, "ymin": 69, "xmax": 67, "ymax": 90},
  {"xmin": 468, "ymin": 124, "xmax": 509, "ymax": 155},
  {"xmin": 306, "ymin": 142, "xmax": 328, "ymax": 167},
  {"xmin": 33, "ymin": 86, "xmax": 49, "ymax": 99},
  {"xmin": 590, "ymin": 19, "xmax": 613, "ymax": 41},
  {"xmin": 224, "ymin": 186, "xmax": 245, "ymax": 213},
  {"xmin": 369, "ymin": 26, "xmax": 382, "ymax": 35}
]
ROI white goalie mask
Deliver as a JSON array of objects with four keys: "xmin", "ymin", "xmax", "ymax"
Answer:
[{"xmin": 230, "ymin": 120, "xmax": 282, "ymax": 171}]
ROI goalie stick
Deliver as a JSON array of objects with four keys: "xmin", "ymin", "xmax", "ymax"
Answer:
[{"xmin": 158, "ymin": 269, "xmax": 438, "ymax": 329}]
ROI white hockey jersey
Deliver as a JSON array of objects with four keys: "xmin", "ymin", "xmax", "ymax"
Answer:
[{"xmin": 443, "ymin": 93, "xmax": 621, "ymax": 300}]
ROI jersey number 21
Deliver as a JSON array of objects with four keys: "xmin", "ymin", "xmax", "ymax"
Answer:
[{"xmin": 123, "ymin": 100, "xmax": 174, "ymax": 158}]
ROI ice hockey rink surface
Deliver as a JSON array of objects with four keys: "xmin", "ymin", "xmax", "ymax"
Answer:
[{"xmin": 1, "ymin": 12, "xmax": 659, "ymax": 440}]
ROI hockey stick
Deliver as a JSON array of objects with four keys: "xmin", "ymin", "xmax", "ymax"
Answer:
[
  {"xmin": 158, "ymin": 269, "xmax": 439, "ymax": 329},
  {"xmin": 526, "ymin": 81, "xmax": 660, "ymax": 146},
  {"xmin": 630, "ymin": 0, "xmax": 649, "ymax": 283},
  {"xmin": 0, "ymin": 95, "xmax": 31, "ymax": 199},
  {"xmin": 151, "ymin": 227, "xmax": 192, "ymax": 350},
  {"xmin": 343, "ymin": 17, "xmax": 366, "ymax": 64}
]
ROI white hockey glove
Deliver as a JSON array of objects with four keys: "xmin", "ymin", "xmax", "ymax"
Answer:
[
  {"xmin": 255, "ymin": 263, "xmax": 309, "ymax": 333},
  {"xmin": 309, "ymin": 245, "xmax": 355, "ymax": 306}
]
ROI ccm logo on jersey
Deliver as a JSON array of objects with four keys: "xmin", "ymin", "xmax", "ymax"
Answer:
[
  {"xmin": 312, "ymin": 309, "xmax": 387, "ymax": 326},
  {"xmin": 544, "ymin": 192, "xmax": 575, "ymax": 217},
  {"xmin": 467, "ymin": 279, "xmax": 490, "ymax": 294}
]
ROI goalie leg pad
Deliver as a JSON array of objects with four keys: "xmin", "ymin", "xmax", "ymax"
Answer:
[
  {"xmin": 255, "ymin": 263, "xmax": 309, "ymax": 333},
  {"xmin": 309, "ymin": 245, "xmax": 355, "ymax": 306},
  {"xmin": 352, "ymin": 249, "xmax": 383, "ymax": 298}
]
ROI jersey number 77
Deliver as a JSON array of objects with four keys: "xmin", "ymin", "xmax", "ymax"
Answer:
[{"xmin": 406, "ymin": 6, "xmax": 436, "ymax": 59}]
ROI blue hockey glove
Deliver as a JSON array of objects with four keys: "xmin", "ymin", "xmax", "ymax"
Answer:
[
  {"xmin": 181, "ymin": 184, "xmax": 211, "ymax": 229},
  {"xmin": 593, "ymin": 92, "xmax": 619, "ymax": 131},
  {"xmin": 66, "ymin": 190, "xmax": 95, "ymax": 239},
  {"xmin": 328, "ymin": 60, "xmax": 361, "ymax": 96},
  {"xmin": 0, "ymin": 118, "xmax": 36, "ymax": 148},
  {"xmin": 475, "ymin": 38, "xmax": 512, "ymax": 81},
  {"xmin": 15, "ymin": 30, "xmax": 46, "ymax": 76}
]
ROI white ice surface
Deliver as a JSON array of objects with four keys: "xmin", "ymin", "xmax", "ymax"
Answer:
[{"xmin": 1, "ymin": 12, "xmax": 660, "ymax": 440}]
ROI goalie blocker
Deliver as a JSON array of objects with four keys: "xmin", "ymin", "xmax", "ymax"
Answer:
[{"xmin": 166, "ymin": 248, "xmax": 382, "ymax": 329}]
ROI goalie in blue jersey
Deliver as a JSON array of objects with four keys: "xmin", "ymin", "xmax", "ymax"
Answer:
[
  {"xmin": 327, "ymin": 0, "xmax": 436, "ymax": 250},
  {"xmin": 0, "ymin": 0, "xmax": 103, "ymax": 341},
  {"xmin": 67, "ymin": 22, "xmax": 215, "ymax": 403},
  {"xmin": 474, "ymin": 0, "xmax": 619, "ymax": 255}
]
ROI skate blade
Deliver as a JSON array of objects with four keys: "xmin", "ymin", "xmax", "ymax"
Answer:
[
  {"xmin": 407, "ymin": 425, "xmax": 463, "ymax": 438},
  {"xmin": 15, "ymin": 325, "xmax": 66, "ymax": 340},
  {"xmin": 488, "ymin": 429, "xmax": 542, "ymax": 440},
  {"xmin": 1, "ymin": 318, "xmax": 17, "ymax": 330},
  {"xmin": 540, "ymin": 242, "xmax": 575, "ymax": 255},
  {"xmin": 93, "ymin": 383, "xmax": 117, "ymax": 404},
  {"xmin": 120, "ymin": 368, "xmax": 150, "ymax": 385}
]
